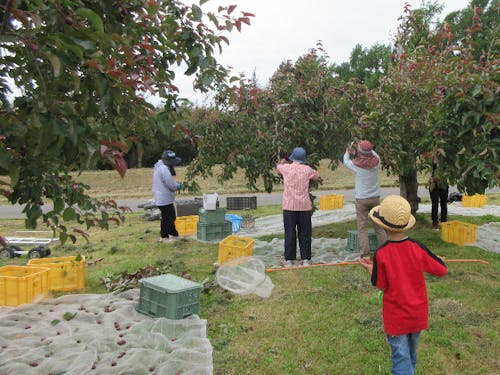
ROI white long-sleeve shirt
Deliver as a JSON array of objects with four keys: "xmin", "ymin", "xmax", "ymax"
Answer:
[
  {"xmin": 152, "ymin": 160, "xmax": 179, "ymax": 206},
  {"xmin": 343, "ymin": 151, "xmax": 381, "ymax": 199}
]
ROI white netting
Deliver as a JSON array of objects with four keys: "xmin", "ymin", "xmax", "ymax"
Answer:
[
  {"xmin": 252, "ymin": 237, "xmax": 359, "ymax": 269},
  {"xmin": 0, "ymin": 289, "xmax": 212, "ymax": 375},
  {"xmin": 476, "ymin": 222, "xmax": 500, "ymax": 253},
  {"xmin": 216, "ymin": 257, "xmax": 274, "ymax": 298}
]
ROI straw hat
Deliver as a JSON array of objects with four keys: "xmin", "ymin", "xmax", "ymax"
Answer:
[{"xmin": 369, "ymin": 195, "xmax": 416, "ymax": 232}]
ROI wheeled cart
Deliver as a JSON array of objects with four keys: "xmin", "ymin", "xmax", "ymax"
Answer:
[{"xmin": 0, "ymin": 232, "xmax": 58, "ymax": 259}]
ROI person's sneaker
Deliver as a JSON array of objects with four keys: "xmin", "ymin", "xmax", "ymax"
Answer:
[
  {"xmin": 159, "ymin": 237, "xmax": 174, "ymax": 243},
  {"xmin": 302, "ymin": 259, "xmax": 310, "ymax": 266},
  {"xmin": 284, "ymin": 260, "xmax": 293, "ymax": 268},
  {"xmin": 432, "ymin": 223, "xmax": 439, "ymax": 231}
]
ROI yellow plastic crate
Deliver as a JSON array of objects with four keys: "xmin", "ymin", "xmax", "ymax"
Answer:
[
  {"xmin": 218, "ymin": 235, "xmax": 255, "ymax": 265},
  {"xmin": 27, "ymin": 255, "xmax": 85, "ymax": 291},
  {"xmin": 441, "ymin": 221, "xmax": 477, "ymax": 246},
  {"xmin": 176, "ymin": 215, "xmax": 199, "ymax": 236},
  {"xmin": 319, "ymin": 194, "xmax": 344, "ymax": 210},
  {"xmin": 462, "ymin": 194, "xmax": 488, "ymax": 208},
  {"xmin": 0, "ymin": 265, "xmax": 50, "ymax": 306}
]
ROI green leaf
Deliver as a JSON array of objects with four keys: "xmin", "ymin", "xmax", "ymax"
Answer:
[
  {"xmin": 75, "ymin": 8, "xmax": 104, "ymax": 33},
  {"xmin": 59, "ymin": 231, "xmax": 68, "ymax": 245},
  {"xmin": 185, "ymin": 65, "xmax": 198, "ymax": 76},
  {"xmin": 63, "ymin": 312, "xmax": 77, "ymax": 321},
  {"xmin": 54, "ymin": 198, "xmax": 65, "ymax": 213},
  {"xmin": 0, "ymin": 149, "xmax": 11, "ymax": 171},
  {"xmin": 191, "ymin": 5, "xmax": 203, "ymax": 21},
  {"xmin": 9, "ymin": 165, "xmax": 19, "ymax": 186},
  {"xmin": 0, "ymin": 35, "xmax": 21, "ymax": 43},
  {"xmin": 471, "ymin": 86, "xmax": 482, "ymax": 98},
  {"xmin": 44, "ymin": 51, "xmax": 61, "ymax": 77},
  {"xmin": 63, "ymin": 207, "xmax": 76, "ymax": 221}
]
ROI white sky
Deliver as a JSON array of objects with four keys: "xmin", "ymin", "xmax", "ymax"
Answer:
[{"xmin": 165, "ymin": 0, "xmax": 471, "ymax": 106}]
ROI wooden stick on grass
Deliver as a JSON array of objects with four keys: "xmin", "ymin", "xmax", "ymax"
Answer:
[{"xmin": 265, "ymin": 258, "xmax": 489, "ymax": 273}]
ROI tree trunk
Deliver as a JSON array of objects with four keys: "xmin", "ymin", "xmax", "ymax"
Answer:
[
  {"xmin": 126, "ymin": 143, "xmax": 144, "ymax": 168},
  {"xmin": 399, "ymin": 169, "xmax": 419, "ymax": 214}
]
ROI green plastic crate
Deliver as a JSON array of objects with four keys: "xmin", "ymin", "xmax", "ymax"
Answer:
[
  {"xmin": 197, "ymin": 221, "xmax": 232, "ymax": 242},
  {"xmin": 198, "ymin": 207, "xmax": 226, "ymax": 225},
  {"xmin": 137, "ymin": 274, "xmax": 202, "ymax": 319},
  {"xmin": 347, "ymin": 229, "xmax": 379, "ymax": 252}
]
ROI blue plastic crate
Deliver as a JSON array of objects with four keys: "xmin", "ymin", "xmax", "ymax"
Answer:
[{"xmin": 225, "ymin": 214, "xmax": 243, "ymax": 233}]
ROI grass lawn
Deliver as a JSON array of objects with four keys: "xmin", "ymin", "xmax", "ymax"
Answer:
[{"xmin": 0, "ymin": 168, "xmax": 498, "ymax": 374}]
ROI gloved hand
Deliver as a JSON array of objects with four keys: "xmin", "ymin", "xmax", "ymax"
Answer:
[{"xmin": 177, "ymin": 183, "xmax": 184, "ymax": 191}]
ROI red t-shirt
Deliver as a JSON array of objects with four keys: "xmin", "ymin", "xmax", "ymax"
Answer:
[{"xmin": 371, "ymin": 238, "xmax": 448, "ymax": 336}]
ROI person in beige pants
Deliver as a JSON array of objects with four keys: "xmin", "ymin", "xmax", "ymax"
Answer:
[{"xmin": 343, "ymin": 140, "xmax": 387, "ymax": 259}]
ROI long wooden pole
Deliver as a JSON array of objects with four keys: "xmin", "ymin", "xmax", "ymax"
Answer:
[{"xmin": 265, "ymin": 258, "xmax": 489, "ymax": 273}]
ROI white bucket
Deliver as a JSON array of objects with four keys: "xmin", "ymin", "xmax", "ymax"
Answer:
[{"xmin": 203, "ymin": 193, "xmax": 219, "ymax": 210}]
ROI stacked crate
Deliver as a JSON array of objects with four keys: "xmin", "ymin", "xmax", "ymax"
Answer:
[
  {"xmin": 0, "ymin": 265, "xmax": 50, "ymax": 306},
  {"xmin": 462, "ymin": 194, "xmax": 488, "ymax": 208},
  {"xmin": 197, "ymin": 208, "xmax": 232, "ymax": 241},
  {"xmin": 175, "ymin": 198, "xmax": 203, "ymax": 217},
  {"xmin": 347, "ymin": 229, "xmax": 379, "ymax": 252},
  {"xmin": 441, "ymin": 221, "xmax": 477, "ymax": 246},
  {"xmin": 27, "ymin": 255, "xmax": 85, "ymax": 291},
  {"xmin": 226, "ymin": 196, "xmax": 257, "ymax": 210},
  {"xmin": 175, "ymin": 215, "xmax": 199, "ymax": 236}
]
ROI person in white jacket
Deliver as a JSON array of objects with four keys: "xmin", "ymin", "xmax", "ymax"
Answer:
[
  {"xmin": 343, "ymin": 140, "xmax": 387, "ymax": 259},
  {"xmin": 152, "ymin": 150, "xmax": 183, "ymax": 242}
]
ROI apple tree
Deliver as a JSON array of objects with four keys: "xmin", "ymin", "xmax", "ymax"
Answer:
[
  {"xmin": 363, "ymin": 2, "xmax": 498, "ymax": 211},
  {"xmin": 181, "ymin": 45, "xmax": 359, "ymax": 193},
  {"xmin": 0, "ymin": 0, "xmax": 252, "ymax": 242},
  {"xmin": 425, "ymin": 5, "xmax": 499, "ymax": 195}
]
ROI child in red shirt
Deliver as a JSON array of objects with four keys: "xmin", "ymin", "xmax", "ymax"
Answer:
[{"xmin": 360, "ymin": 195, "xmax": 447, "ymax": 375}]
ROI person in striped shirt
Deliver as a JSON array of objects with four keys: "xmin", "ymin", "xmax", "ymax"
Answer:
[{"xmin": 277, "ymin": 147, "xmax": 321, "ymax": 267}]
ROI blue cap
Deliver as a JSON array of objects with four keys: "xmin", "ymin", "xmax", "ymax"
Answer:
[{"xmin": 289, "ymin": 147, "xmax": 307, "ymax": 164}]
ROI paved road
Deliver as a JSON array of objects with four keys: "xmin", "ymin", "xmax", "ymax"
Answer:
[{"xmin": 2, "ymin": 186, "xmax": 497, "ymax": 219}]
